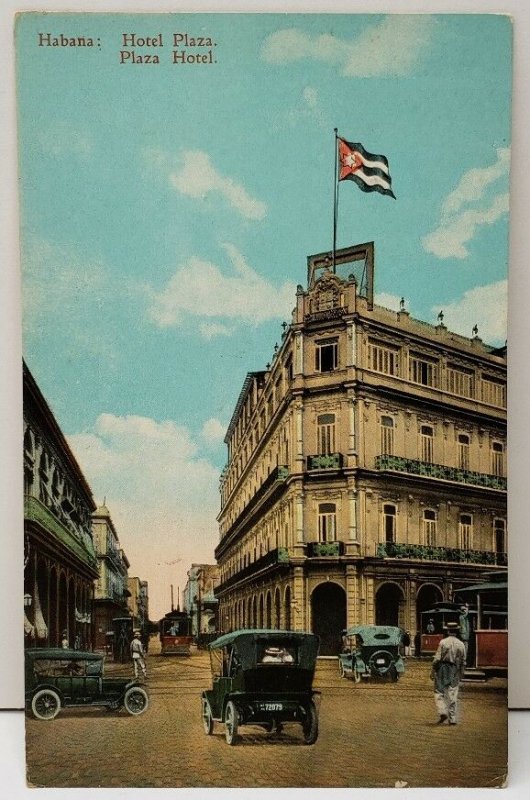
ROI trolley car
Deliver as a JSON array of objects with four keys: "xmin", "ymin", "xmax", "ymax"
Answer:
[
  {"xmin": 159, "ymin": 609, "xmax": 193, "ymax": 656},
  {"xmin": 455, "ymin": 573, "xmax": 507, "ymax": 677}
]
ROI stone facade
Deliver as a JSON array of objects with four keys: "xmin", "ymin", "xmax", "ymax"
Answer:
[
  {"xmin": 23, "ymin": 362, "xmax": 99, "ymax": 649},
  {"xmin": 92, "ymin": 504, "xmax": 130, "ymax": 651},
  {"xmin": 128, "ymin": 576, "xmax": 149, "ymax": 634},
  {"xmin": 215, "ymin": 243, "xmax": 507, "ymax": 654},
  {"xmin": 183, "ymin": 563, "xmax": 219, "ymax": 638}
]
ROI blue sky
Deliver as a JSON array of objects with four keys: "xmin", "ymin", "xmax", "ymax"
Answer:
[{"xmin": 17, "ymin": 13, "xmax": 511, "ymax": 618}]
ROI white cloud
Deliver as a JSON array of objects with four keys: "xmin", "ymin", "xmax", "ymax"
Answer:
[
  {"xmin": 422, "ymin": 149, "xmax": 510, "ymax": 260},
  {"xmin": 375, "ymin": 292, "xmax": 403, "ymax": 312},
  {"xmin": 22, "ymin": 237, "xmax": 119, "ymax": 364},
  {"xmin": 146, "ymin": 243, "xmax": 297, "ymax": 332},
  {"xmin": 261, "ymin": 16, "xmax": 435, "ymax": 77},
  {"xmin": 68, "ymin": 414, "xmax": 221, "ymax": 619},
  {"xmin": 199, "ymin": 322, "xmax": 232, "ymax": 339},
  {"xmin": 147, "ymin": 148, "xmax": 266, "ymax": 220},
  {"xmin": 201, "ymin": 418, "xmax": 227, "ymax": 444},
  {"xmin": 432, "ymin": 280, "xmax": 507, "ymax": 344}
]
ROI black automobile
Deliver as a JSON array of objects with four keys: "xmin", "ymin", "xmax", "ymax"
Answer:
[
  {"xmin": 25, "ymin": 648, "xmax": 149, "ymax": 720},
  {"xmin": 201, "ymin": 629, "xmax": 320, "ymax": 745}
]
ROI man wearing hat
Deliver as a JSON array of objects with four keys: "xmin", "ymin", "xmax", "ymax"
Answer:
[
  {"xmin": 130, "ymin": 630, "xmax": 147, "ymax": 680},
  {"xmin": 431, "ymin": 622, "xmax": 466, "ymax": 725}
]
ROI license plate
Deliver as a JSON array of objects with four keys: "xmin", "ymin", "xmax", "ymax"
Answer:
[
  {"xmin": 376, "ymin": 659, "xmax": 386, "ymax": 665},
  {"xmin": 261, "ymin": 703, "xmax": 283, "ymax": 711}
]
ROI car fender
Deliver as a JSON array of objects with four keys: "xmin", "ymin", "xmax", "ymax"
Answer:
[{"xmin": 29, "ymin": 683, "xmax": 65, "ymax": 706}]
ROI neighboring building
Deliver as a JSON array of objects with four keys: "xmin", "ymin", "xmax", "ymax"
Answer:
[
  {"xmin": 92, "ymin": 504, "xmax": 131, "ymax": 651},
  {"xmin": 215, "ymin": 243, "xmax": 507, "ymax": 654},
  {"xmin": 23, "ymin": 362, "xmax": 99, "ymax": 649},
  {"xmin": 128, "ymin": 576, "xmax": 149, "ymax": 634},
  {"xmin": 183, "ymin": 564, "xmax": 220, "ymax": 638}
]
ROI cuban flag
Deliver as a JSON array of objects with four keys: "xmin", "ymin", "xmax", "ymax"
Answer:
[{"xmin": 338, "ymin": 138, "xmax": 395, "ymax": 199}]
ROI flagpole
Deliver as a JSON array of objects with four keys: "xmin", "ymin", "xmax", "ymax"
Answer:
[{"xmin": 332, "ymin": 128, "xmax": 339, "ymax": 273}]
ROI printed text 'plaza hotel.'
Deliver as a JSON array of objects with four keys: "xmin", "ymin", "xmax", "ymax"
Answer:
[{"xmin": 215, "ymin": 243, "xmax": 507, "ymax": 654}]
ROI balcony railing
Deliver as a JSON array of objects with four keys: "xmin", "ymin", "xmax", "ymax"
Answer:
[
  {"xmin": 217, "ymin": 547, "xmax": 290, "ymax": 592},
  {"xmin": 307, "ymin": 453, "xmax": 343, "ymax": 471},
  {"xmin": 376, "ymin": 541, "xmax": 508, "ymax": 566},
  {"xmin": 306, "ymin": 540, "xmax": 344, "ymax": 557},
  {"xmin": 375, "ymin": 455, "xmax": 506, "ymax": 491}
]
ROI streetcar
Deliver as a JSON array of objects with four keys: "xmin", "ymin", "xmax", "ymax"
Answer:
[
  {"xmin": 454, "ymin": 572, "xmax": 507, "ymax": 677},
  {"xmin": 159, "ymin": 609, "xmax": 193, "ymax": 656},
  {"xmin": 419, "ymin": 602, "xmax": 478, "ymax": 661}
]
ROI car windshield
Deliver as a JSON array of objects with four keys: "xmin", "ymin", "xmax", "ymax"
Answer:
[{"xmin": 33, "ymin": 658, "xmax": 102, "ymax": 677}]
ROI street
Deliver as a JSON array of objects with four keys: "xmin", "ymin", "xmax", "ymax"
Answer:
[{"xmin": 26, "ymin": 639, "xmax": 507, "ymax": 789}]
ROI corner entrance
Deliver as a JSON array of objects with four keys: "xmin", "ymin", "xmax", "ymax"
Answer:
[{"xmin": 310, "ymin": 582, "xmax": 346, "ymax": 655}]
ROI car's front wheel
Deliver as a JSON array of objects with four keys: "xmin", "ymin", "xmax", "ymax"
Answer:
[
  {"xmin": 31, "ymin": 688, "xmax": 61, "ymax": 720},
  {"xmin": 202, "ymin": 698, "xmax": 214, "ymax": 735},
  {"xmin": 123, "ymin": 686, "xmax": 149, "ymax": 716},
  {"xmin": 302, "ymin": 700, "xmax": 318, "ymax": 745},
  {"xmin": 224, "ymin": 700, "xmax": 239, "ymax": 745}
]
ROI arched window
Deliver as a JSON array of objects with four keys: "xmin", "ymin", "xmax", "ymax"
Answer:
[
  {"xmin": 491, "ymin": 441, "xmax": 504, "ymax": 477},
  {"xmin": 382, "ymin": 504, "xmax": 396, "ymax": 544},
  {"xmin": 458, "ymin": 434, "xmax": 470, "ymax": 471},
  {"xmin": 420, "ymin": 425, "xmax": 434, "ymax": 463},
  {"xmin": 380, "ymin": 416, "xmax": 394, "ymax": 456},
  {"xmin": 459, "ymin": 513, "xmax": 473, "ymax": 551},
  {"xmin": 494, "ymin": 518, "xmax": 506, "ymax": 557},
  {"xmin": 317, "ymin": 414, "xmax": 336, "ymax": 455},
  {"xmin": 318, "ymin": 503, "xmax": 336, "ymax": 542},
  {"xmin": 423, "ymin": 509, "xmax": 437, "ymax": 546}
]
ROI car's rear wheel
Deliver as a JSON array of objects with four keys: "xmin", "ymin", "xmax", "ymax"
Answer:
[
  {"xmin": 202, "ymin": 699, "xmax": 214, "ymax": 735},
  {"xmin": 353, "ymin": 669, "xmax": 362, "ymax": 684},
  {"xmin": 302, "ymin": 700, "xmax": 318, "ymax": 745},
  {"xmin": 31, "ymin": 689, "xmax": 61, "ymax": 720},
  {"xmin": 123, "ymin": 686, "xmax": 149, "ymax": 716},
  {"xmin": 369, "ymin": 649, "xmax": 394, "ymax": 677},
  {"xmin": 224, "ymin": 700, "xmax": 239, "ymax": 745},
  {"xmin": 389, "ymin": 665, "xmax": 399, "ymax": 682},
  {"xmin": 338, "ymin": 659, "xmax": 345, "ymax": 678}
]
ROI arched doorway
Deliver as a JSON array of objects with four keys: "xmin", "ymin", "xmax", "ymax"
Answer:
[
  {"xmin": 311, "ymin": 582, "xmax": 346, "ymax": 655},
  {"xmin": 416, "ymin": 583, "xmax": 443, "ymax": 628},
  {"xmin": 375, "ymin": 582, "xmax": 404, "ymax": 627},
  {"xmin": 265, "ymin": 592, "xmax": 272, "ymax": 628},
  {"xmin": 274, "ymin": 588, "xmax": 281, "ymax": 628}
]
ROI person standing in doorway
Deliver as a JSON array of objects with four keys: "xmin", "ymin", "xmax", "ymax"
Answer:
[
  {"xmin": 431, "ymin": 622, "xmax": 466, "ymax": 725},
  {"xmin": 130, "ymin": 630, "xmax": 147, "ymax": 680}
]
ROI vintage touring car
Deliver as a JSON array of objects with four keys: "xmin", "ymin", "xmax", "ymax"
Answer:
[
  {"xmin": 25, "ymin": 648, "xmax": 149, "ymax": 720},
  {"xmin": 338, "ymin": 625, "xmax": 406, "ymax": 682},
  {"xmin": 201, "ymin": 629, "xmax": 320, "ymax": 745}
]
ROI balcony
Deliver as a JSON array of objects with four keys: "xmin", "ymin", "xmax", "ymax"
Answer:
[
  {"xmin": 217, "ymin": 547, "xmax": 290, "ymax": 592},
  {"xmin": 306, "ymin": 540, "xmax": 344, "ymax": 557},
  {"xmin": 307, "ymin": 453, "xmax": 343, "ymax": 471},
  {"xmin": 376, "ymin": 541, "xmax": 508, "ymax": 566},
  {"xmin": 375, "ymin": 455, "xmax": 506, "ymax": 491},
  {"xmin": 218, "ymin": 466, "xmax": 289, "ymax": 548}
]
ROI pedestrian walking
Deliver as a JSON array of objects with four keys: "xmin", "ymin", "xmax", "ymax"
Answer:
[
  {"xmin": 130, "ymin": 630, "xmax": 147, "ymax": 679},
  {"xmin": 431, "ymin": 622, "xmax": 466, "ymax": 725}
]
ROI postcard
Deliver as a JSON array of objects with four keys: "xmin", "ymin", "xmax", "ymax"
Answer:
[{"xmin": 17, "ymin": 11, "xmax": 510, "ymax": 788}]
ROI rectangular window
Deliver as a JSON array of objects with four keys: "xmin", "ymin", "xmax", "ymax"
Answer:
[
  {"xmin": 380, "ymin": 416, "xmax": 394, "ymax": 456},
  {"xmin": 447, "ymin": 365, "xmax": 474, "ymax": 398},
  {"xmin": 459, "ymin": 514, "xmax": 473, "ymax": 551},
  {"xmin": 318, "ymin": 503, "xmax": 336, "ymax": 542},
  {"xmin": 317, "ymin": 414, "xmax": 336, "ymax": 455},
  {"xmin": 410, "ymin": 354, "xmax": 438, "ymax": 387},
  {"xmin": 494, "ymin": 519, "xmax": 506, "ymax": 555},
  {"xmin": 315, "ymin": 339, "xmax": 338, "ymax": 372},
  {"xmin": 420, "ymin": 426, "xmax": 434, "ymax": 463},
  {"xmin": 368, "ymin": 342, "xmax": 399, "ymax": 376},
  {"xmin": 457, "ymin": 434, "xmax": 470, "ymax": 471},
  {"xmin": 383, "ymin": 504, "xmax": 396, "ymax": 544},
  {"xmin": 482, "ymin": 375, "xmax": 506, "ymax": 408},
  {"xmin": 423, "ymin": 510, "xmax": 437, "ymax": 546},
  {"xmin": 491, "ymin": 442, "xmax": 504, "ymax": 477}
]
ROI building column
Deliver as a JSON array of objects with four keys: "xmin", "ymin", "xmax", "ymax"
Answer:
[
  {"xmin": 292, "ymin": 566, "xmax": 305, "ymax": 631},
  {"xmin": 345, "ymin": 564, "xmax": 359, "ymax": 627},
  {"xmin": 294, "ymin": 330, "xmax": 303, "ymax": 375}
]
